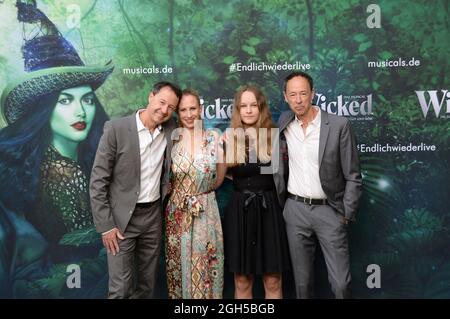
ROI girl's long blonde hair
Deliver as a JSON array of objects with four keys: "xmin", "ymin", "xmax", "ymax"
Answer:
[{"xmin": 227, "ymin": 85, "xmax": 275, "ymax": 167}]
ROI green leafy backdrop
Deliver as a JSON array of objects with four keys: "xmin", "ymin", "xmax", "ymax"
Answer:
[{"xmin": 0, "ymin": 0, "xmax": 448, "ymax": 298}]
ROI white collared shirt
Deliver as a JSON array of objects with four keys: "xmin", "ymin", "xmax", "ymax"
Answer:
[
  {"xmin": 284, "ymin": 106, "xmax": 327, "ymax": 199},
  {"xmin": 136, "ymin": 109, "xmax": 167, "ymax": 203}
]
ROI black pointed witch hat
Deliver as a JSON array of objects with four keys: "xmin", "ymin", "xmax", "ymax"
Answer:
[{"xmin": 1, "ymin": 0, "xmax": 114, "ymax": 124}]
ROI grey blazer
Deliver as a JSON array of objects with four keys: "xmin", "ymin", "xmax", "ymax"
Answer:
[
  {"xmin": 278, "ymin": 109, "xmax": 362, "ymax": 221},
  {"xmin": 89, "ymin": 113, "xmax": 177, "ymax": 233}
]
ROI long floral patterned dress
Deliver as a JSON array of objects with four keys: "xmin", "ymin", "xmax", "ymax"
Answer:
[{"xmin": 165, "ymin": 131, "xmax": 224, "ymax": 299}]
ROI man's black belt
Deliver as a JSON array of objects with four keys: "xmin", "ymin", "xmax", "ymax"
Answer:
[
  {"xmin": 288, "ymin": 193, "xmax": 327, "ymax": 205},
  {"xmin": 136, "ymin": 200, "xmax": 158, "ymax": 208}
]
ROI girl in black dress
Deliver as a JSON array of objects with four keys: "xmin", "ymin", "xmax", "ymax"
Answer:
[{"xmin": 223, "ymin": 85, "xmax": 290, "ymax": 299}]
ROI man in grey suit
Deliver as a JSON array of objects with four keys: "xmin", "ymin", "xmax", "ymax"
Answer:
[
  {"xmin": 278, "ymin": 71, "xmax": 362, "ymax": 299},
  {"xmin": 90, "ymin": 81, "xmax": 181, "ymax": 298}
]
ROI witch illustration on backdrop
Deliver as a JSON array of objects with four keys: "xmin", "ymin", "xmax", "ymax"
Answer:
[{"xmin": 0, "ymin": 0, "xmax": 113, "ymax": 298}]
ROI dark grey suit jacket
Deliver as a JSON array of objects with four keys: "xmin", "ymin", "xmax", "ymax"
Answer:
[
  {"xmin": 89, "ymin": 113, "xmax": 177, "ymax": 233},
  {"xmin": 278, "ymin": 109, "xmax": 362, "ymax": 221}
]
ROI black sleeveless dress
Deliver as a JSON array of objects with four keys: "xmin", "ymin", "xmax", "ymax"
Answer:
[{"xmin": 224, "ymin": 162, "xmax": 291, "ymax": 275}]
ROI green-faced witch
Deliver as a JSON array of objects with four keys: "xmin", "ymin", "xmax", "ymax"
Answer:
[{"xmin": 0, "ymin": 0, "xmax": 113, "ymax": 298}]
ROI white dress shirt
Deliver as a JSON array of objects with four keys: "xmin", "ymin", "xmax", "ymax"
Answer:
[
  {"xmin": 102, "ymin": 111, "xmax": 167, "ymax": 235},
  {"xmin": 284, "ymin": 106, "xmax": 327, "ymax": 199},
  {"xmin": 136, "ymin": 109, "xmax": 167, "ymax": 203}
]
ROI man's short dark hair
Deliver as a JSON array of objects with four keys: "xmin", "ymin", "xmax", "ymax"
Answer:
[
  {"xmin": 284, "ymin": 71, "xmax": 314, "ymax": 92},
  {"xmin": 152, "ymin": 81, "xmax": 182, "ymax": 100}
]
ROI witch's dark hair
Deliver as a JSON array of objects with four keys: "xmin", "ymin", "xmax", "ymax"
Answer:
[{"xmin": 0, "ymin": 90, "xmax": 108, "ymax": 213}]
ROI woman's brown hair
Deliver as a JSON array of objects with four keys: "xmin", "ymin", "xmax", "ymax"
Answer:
[{"xmin": 176, "ymin": 88, "xmax": 202, "ymax": 128}]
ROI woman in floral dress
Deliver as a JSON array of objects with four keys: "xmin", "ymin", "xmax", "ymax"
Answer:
[{"xmin": 165, "ymin": 89, "xmax": 227, "ymax": 299}]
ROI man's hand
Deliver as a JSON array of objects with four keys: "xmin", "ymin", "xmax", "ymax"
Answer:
[
  {"xmin": 102, "ymin": 228, "xmax": 125, "ymax": 256},
  {"xmin": 342, "ymin": 217, "xmax": 350, "ymax": 225}
]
